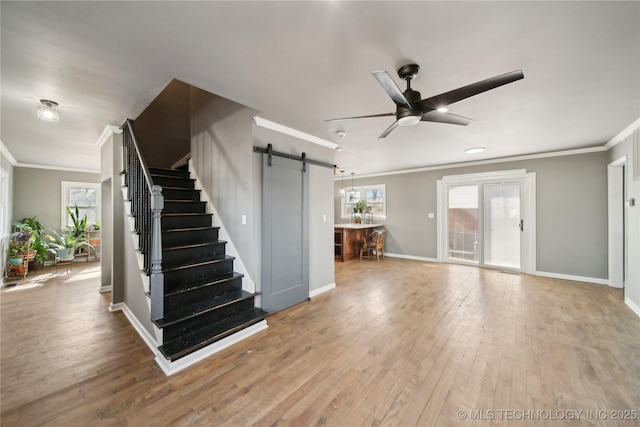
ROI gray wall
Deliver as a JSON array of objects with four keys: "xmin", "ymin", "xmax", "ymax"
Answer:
[
  {"xmin": 101, "ymin": 132, "xmax": 125, "ymax": 302},
  {"xmin": 608, "ymin": 128, "xmax": 640, "ymax": 311},
  {"xmin": 190, "ymin": 87, "xmax": 260, "ymax": 279},
  {"xmin": 13, "ymin": 167, "xmax": 100, "ymax": 234},
  {"xmin": 336, "ymin": 151, "xmax": 608, "ymax": 280},
  {"xmin": 189, "ymin": 88, "xmax": 336, "ymax": 293}
]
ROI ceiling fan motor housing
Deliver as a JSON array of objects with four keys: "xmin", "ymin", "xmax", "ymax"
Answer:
[{"xmin": 396, "ymin": 89, "xmax": 422, "ymax": 124}]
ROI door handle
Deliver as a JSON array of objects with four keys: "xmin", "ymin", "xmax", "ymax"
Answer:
[{"xmin": 519, "ymin": 219, "xmax": 524, "ymax": 232}]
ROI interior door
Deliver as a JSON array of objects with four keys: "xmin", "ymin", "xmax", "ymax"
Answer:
[{"xmin": 261, "ymin": 155, "xmax": 309, "ymax": 313}]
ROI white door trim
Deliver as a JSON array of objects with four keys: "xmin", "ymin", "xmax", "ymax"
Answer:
[
  {"xmin": 608, "ymin": 156, "xmax": 627, "ymax": 289},
  {"xmin": 437, "ymin": 170, "xmax": 536, "ymax": 274}
]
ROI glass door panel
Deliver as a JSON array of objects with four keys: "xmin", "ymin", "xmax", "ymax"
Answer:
[
  {"xmin": 447, "ymin": 185, "xmax": 479, "ymax": 264},
  {"xmin": 483, "ymin": 182, "xmax": 521, "ymax": 269}
]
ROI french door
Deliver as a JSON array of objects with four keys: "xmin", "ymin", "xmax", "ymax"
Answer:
[{"xmin": 439, "ymin": 171, "xmax": 535, "ymax": 273}]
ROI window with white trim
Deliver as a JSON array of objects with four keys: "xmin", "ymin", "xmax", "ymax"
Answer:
[
  {"xmin": 62, "ymin": 181, "xmax": 100, "ymax": 228},
  {"xmin": 340, "ymin": 184, "xmax": 386, "ymax": 219},
  {"xmin": 0, "ymin": 169, "xmax": 8, "ymax": 235}
]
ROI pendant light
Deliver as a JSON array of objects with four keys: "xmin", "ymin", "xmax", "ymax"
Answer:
[
  {"xmin": 340, "ymin": 170, "xmax": 345, "ymax": 197},
  {"xmin": 349, "ymin": 172, "xmax": 356, "ymax": 200}
]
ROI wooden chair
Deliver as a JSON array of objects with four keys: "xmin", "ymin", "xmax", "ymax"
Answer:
[{"xmin": 360, "ymin": 230, "xmax": 385, "ymax": 261}]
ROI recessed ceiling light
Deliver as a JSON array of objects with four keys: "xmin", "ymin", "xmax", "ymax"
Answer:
[
  {"xmin": 436, "ymin": 107, "xmax": 449, "ymax": 113},
  {"xmin": 465, "ymin": 147, "xmax": 485, "ymax": 154},
  {"xmin": 37, "ymin": 99, "xmax": 60, "ymax": 122}
]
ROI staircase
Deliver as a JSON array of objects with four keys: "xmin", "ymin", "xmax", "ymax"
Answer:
[{"xmin": 146, "ymin": 167, "xmax": 268, "ymax": 362}]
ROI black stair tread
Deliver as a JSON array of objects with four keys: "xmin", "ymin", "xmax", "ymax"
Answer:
[
  {"xmin": 163, "ymin": 254, "xmax": 234, "ymax": 272},
  {"xmin": 153, "ymin": 289, "xmax": 256, "ymax": 328},
  {"xmin": 160, "ymin": 186, "xmax": 200, "ymax": 191},
  {"xmin": 165, "ymin": 271, "xmax": 244, "ymax": 297},
  {"xmin": 158, "ymin": 307, "xmax": 268, "ymax": 361},
  {"xmin": 163, "ymin": 240, "xmax": 227, "ymax": 252},
  {"xmin": 149, "ymin": 167, "xmax": 189, "ymax": 175},
  {"xmin": 163, "ymin": 226, "xmax": 217, "ymax": 233},
  {"xmin": 162, "ymin": 212, "xmax": 212, "ymax": 217}
]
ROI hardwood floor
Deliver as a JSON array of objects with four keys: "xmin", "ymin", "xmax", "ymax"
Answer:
[{"xmin": 2, "ymin": 259, "xmax": 639, "ymax": 426}]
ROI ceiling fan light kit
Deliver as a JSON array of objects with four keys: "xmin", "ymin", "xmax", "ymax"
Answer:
[{"xmin": 326, "ymin": 63, "xmax": 524, "ymax": 139}]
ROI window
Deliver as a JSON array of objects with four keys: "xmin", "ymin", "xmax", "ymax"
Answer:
[
  {"xmin": 340, "ymin": 184, "xmax": 386, "ymax": 219},
  {"xmin": 62, "ymin": 181, "xmax": 100, "ymax": 228},
  {"xmin": 0, "ymin": 169, "xmax": 8, "ymax": 235}
]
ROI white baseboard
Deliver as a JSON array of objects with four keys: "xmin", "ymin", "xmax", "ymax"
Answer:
[
  {"xmin": 121, "ymin": 304, "xmax": 158, "ymax": 353},
  {"xmin": 384, "ymin": 253, "xmax": 439, "ymax": 263},
  {"xmin": 535, "ymin": 271, "xmax": 608, "ymax": 286},
  {"xmin": 309, "ymin": 282, "xmax": 336, "ymax": 298},
  {"xmin": 155, "ymin": 320, "xmax": 268, "ymax": 376},
  {"xmin": 625, "ymin": 297, "xmax": 640, "ymax": 318},
  {"xmin": 109, "ymin": 302, "xmax": 125, "ymax": 312}
]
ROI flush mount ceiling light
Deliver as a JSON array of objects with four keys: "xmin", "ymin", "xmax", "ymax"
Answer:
[
  {"xmin": 37, "ymin": 99, "xmax": 60, "ymax": 122},
  {"xmin": 465, "ymin": 147, "xmax": 485, "ymax": 154}
]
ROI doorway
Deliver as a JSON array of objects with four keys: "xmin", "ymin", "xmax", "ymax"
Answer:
[
  {"xmin": 438, "ymin": 170, "xmax": 535, "ymax": 273},
  {"xmin": 608, "ymin": 157, "xmax": 626, "ymax": 289}
]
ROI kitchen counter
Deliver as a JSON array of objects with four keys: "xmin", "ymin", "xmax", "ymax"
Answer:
[{"xmin": 334, "ymin": 224, "xmax": 384, "ymax": 261}]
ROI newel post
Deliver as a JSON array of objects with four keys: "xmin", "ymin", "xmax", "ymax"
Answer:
[{"xmin": 150, "ymin": 185, "xmax": 164, "ymax": 321}]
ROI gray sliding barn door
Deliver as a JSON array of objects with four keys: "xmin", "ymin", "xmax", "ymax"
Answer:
[{"xmin": 261, "ymin": 155, "xmax": 309, "ymax": 313}]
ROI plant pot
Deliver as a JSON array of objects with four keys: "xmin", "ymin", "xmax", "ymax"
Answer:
[
  {"xmin": 9, "ymin": 258, "xmax": 24, "ymax": 266},
  {"xmin": 56, "ymin": 248, "xmax": 75, "ymax": 260},
  {"xmin": 10, "ymin": 266, "xmax": 26, "ymax": 275}
]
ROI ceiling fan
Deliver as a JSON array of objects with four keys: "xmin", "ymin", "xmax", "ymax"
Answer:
[{"xmin": 327, "ymin": 64, "xmax": 524, "ymax": 139}]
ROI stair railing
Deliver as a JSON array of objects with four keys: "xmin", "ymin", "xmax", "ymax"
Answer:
[{"xmin": 122, "ymin": 119, "xmax": 164, "ymax": 321}]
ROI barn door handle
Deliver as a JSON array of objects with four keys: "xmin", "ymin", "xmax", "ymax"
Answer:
[{"xmin": 519, "ymin": 219, "xmax": 524, "ymax": 232}]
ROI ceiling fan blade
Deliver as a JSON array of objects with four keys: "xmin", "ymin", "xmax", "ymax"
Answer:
[
  {"xmin": 419, "ymin": 70, "xmax": 524, "ymax": 111},
  {"xmin": 378, "ymin": 121, "xmax": 399, "ymax": 139},
  {"xmin": 325, "ymin": 112, "xmax": 395, "ymax": 122},
  {"xmin": 421, "ymin": 111, "xmax": 473, "ymax": 126},
  {"xmin": 372, "ymin": 71, "xmax": 413, "ymax": 109}
]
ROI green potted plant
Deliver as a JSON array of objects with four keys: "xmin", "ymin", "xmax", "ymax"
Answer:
[
  {"xmin": 47, "ymin": 229, "xmax": 93, "ymax": 260},
  {"xmin": 66, "ymin": 205, "xmax": 88, "ymax": 238},
  {"xmin": 354, "ymin": 200, "xmax": 368, "ymax": 213},
  {"xmin": 8, "ymin": 246, "xmax": 27, "ymax": 265}
]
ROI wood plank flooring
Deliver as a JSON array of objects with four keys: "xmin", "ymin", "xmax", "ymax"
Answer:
[{"xmin": 1, "ymin": 259, "xmax": 639, "ymax": 426}]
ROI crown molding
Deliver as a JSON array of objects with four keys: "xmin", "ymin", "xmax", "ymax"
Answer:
[
  {"xmin": 15, "ymin": 163, "xmax": 99, "ymax": 174},
  {"xmin": 343, "ymin": 146, "xmax": 607, "ymax": 180},
  {"xmin": 0, "ymin": 141, "xmax": 18, "ymax": 166},
  {"xmin": 604, "ymin": 117, "xmax": 640, "ymax": 149},
  {"xmin": 254, "ymin": 116, "xmax": 339, "ymax": 150},
  {"xmin": 96, "ymin": 124, "xmax": 122, "ymax": 148}
]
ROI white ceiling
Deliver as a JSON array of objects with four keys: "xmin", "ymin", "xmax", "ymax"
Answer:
[{"xmin": 1, "ymin": 1, "xmax": 638, "ymax": 175}]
